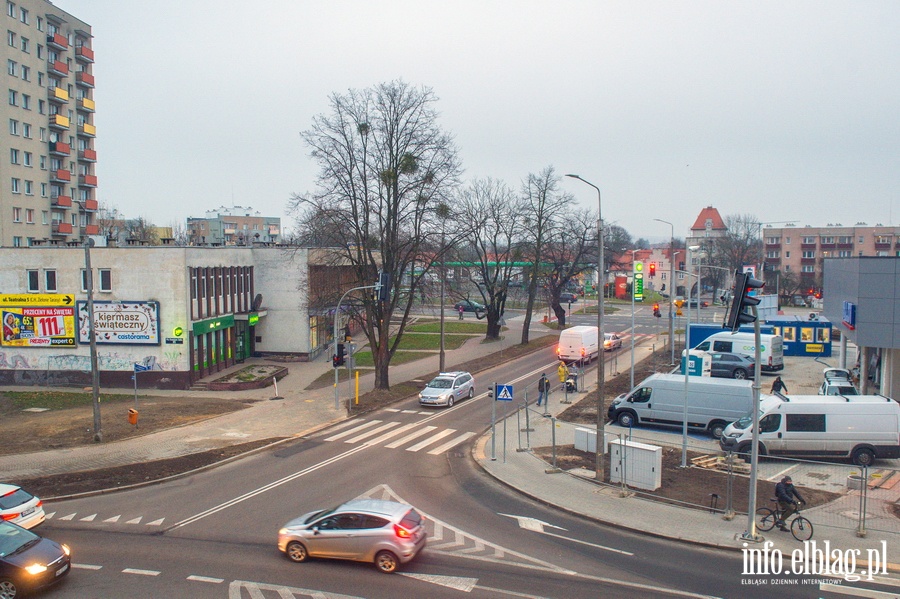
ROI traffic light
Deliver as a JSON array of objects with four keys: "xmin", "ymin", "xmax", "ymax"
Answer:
[
  {"xmin": 725, "ymin": 270, "xmax": 765, "ymax": 332},
  {"xmin": 333, "ymin": 343, "xmax": 346, "ymax": 367},
  {"xmin": 653, "ymin": 303, "xmax": 661, "ymax": 318},
  {"xmin": 649, "ymin": 263, "xmax": 656, "ymax": 277},
  {"xmin": 674, "ymin": 299, "xmax": 684, "ymax": 316},
  {"xmin": 376, "ymin": 272, "xmax": 392, "ymax": 302}
]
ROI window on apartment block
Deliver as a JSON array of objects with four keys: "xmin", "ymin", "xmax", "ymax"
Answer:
[
  {"xmin": 12, "ymin": 236, "xmax": 20, "ymax": 247},
  {"xmin": 37, "ymin": 98, "xmax": 43, "ymax": 114},
  {"xmin": 25, "ymin": 207, "xmax": 32, "ymax": 222},
  {"xmin": 81, "ymin": 269, "xmax": 112, "ymax": 292},
  {"xmin": 12, "ymin": 206, "xmax": 20, "ymax": 222},
  {"xmin": 40, "ymin": 182, "xmax": 45, "ymax": 197},
  {"xmin": 26, "ymin": 269, "xmax": 38, "ymax": 292},
  {"xmin": 19, "ymin": 7, "xmax": 26, "ymax": 24},
  {"xmin": 6, "ymin": 3, "xmax": 14, "ymax": 18},
  {"xmin": 39, "ymin": 126, "xmax": 44, "ymax": 141},
  {"xmin": 7, "ymin": 30, "xmax": 14, "ymax": 47},
  {"xmin": 35, "ymin": 43, "xmax": 41, "ymax": 58},
  {"xmin": 19, "ymin": 64, "xmax": 27, "ymax": 80},
  {"xmin": 19, "ymin": 36, "xmax": 27, "ymax": 52},
  {"xmin": 23, "ymin": 180, "xmax": 31, "ymax": 195},
  {"xmin": 10, "ymin": 177, "xmax": 19, "ymax": 193},
  {"xmin": 39, "ymin": 155, "xmax": 45, "ymax": 169},
  {"xmin": 801, "ymin": 265, "xmax": 814, "ymax": 273},
  {"xmin": 8, "ymin": 118, "xmax": 16, "ymax": 134},
  {"xmin": 785, "ymin": 251, "xmax": 790, "ymax": 258},
  {"xmin": 8, "ymin": 88, "xmax": 15, "ymax": 105},
  {"xmin": 22, "ymin": 150, "xmax": 30, "ymax": 166},
  {"xmin": 20, "ymin": 93, "xmax": 28, "ymax": 109},
  {"xmin": 6, "ymin": 58, "xmax": 14, "ymax": 75},
  {"xmin": 802, "ymin": 250, "xmax": 815, "ymax": 259},
  {"xmin": 41, "ymin": 210, "xmax": 47, "ymax": 224},
  {"xmin": 36, "ymin": 16, "xmax": 42, "ymax": 31},
  {"xmin": 44, "ymin": 269, "xmax": 56, "ymax": 292},
  {"xmin": 9, "ymin": 148, "xmax": 17, "ymax": 163}
]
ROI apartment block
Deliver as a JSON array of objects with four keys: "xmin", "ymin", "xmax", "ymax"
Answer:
[
  {"xmin": 187, "ymin": 205, "xmax": 281, "ymax": 246},
  {"xmin": 763, "ymin": 223, "xmax": 900, "ymax": 290},
  {"xmin": 1, "ymin": 0, "xmax": 96, "ymax": 247}
]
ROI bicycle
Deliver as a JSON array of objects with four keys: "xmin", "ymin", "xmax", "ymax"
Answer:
[{"xmin": 756, "ymin": 498, "xmax": 813, "ymax": 541}]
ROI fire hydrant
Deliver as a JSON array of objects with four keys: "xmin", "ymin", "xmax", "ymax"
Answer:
[{"xmin": 128, "ymin": 408, "xmax": 138, "ymax": 427}]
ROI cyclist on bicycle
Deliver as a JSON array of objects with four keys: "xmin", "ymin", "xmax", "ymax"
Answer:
[{"xmin": 775, "ymin": 476, "xmax": 805, "ymax": 531}]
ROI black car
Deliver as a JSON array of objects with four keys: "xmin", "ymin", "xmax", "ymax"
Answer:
[
  {"xmin": 0, "ymin": 520, "xmax": 71, "ymax": 598},
  {"xmin": 709, "ymin": 352, "xmax": 755, "ymax": 379},
  {"xmin": 453, "ymin": 299, "xmax": 485, "ymax": 313},
  {"xmin": 559, "ymin": 292, "xmax": 578, "ymax": 304}
]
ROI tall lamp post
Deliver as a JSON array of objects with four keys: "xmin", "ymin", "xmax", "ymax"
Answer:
[
  {"xmin": 565, "ymin": 174, "xmax": 606, "ymax": 482},
  {"xmin": 654, "ymin": 219, "xmax": 675, "ymax": 365},
  {"xmin": 83, "ymin": 238, "xmax": 102, "ymax": 442},
  {"xmin": 629, "ymin": 248, "xmax": 639, "ymax": 390}
]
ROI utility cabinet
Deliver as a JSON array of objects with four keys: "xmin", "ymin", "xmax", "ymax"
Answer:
[{"xmin": 608, "ymin": 439, "xmax": 662, "ymax": 491}]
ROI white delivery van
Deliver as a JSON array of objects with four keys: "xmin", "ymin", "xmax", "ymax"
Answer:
[
  {"xmin": 720, "ymin": 394, "xmax": 900, "ymax": 466},
  {"xmin": 692, "ymin": 332, "xmax": 784, "ymax": 372},
  {"xmin": 557, "ymin": 326, "xmax": 599, "ymax": 364},
  {"xmin": 607, "ymin": 373, "xmax": 754, "ymax": 438}
]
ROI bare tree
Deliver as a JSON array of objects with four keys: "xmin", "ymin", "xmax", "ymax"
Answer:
[
  {"xmin": 519, "ymin": 167, "xmax": 573, "ymax": 343},
  {"xmin": 456, "ymin": 178, "xmax": 523, "ymax": 339},
  {"xmin": 709, "ymin": 214, "xmax": 762, "ymax": 274},
  {"xmin": 125, "ymin": 216, "xmax": 159, "ymax": 245},
  {"xmin": 543, "ymin": 207, "xmax": 598, "ymax": 327},
  {"xmin": 169, "ymin": 221, "xmax": 190, "ymax": 245},
  {"xmin": 289, "ymin": 80, "xmax": 462, "ymax": 390}
]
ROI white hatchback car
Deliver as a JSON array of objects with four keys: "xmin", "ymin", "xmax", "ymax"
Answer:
[
  {"xmin": 0, "ymin": 483, "xmax": 45, "ymax": 529},
  {"xmin": 418, "ymin": 371, "xmax": 475, "ymax": 407}
]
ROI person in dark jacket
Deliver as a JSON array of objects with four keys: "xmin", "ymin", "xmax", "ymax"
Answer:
[
  {"xmin": 775, "ymin": 476, "xmax": 805, "ymax": 531},
  {"xmin": 771, "ymin": 376, "xmax": 788, "ymax": 394},
  {"xmin": 537, "ymin": 374, "xmax": 550, "ymax": 407}
]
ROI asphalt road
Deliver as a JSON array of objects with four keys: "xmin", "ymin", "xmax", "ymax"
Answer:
[{"xmin": 36, "ymin": 343, "xmax": 894, "ymax": 598}]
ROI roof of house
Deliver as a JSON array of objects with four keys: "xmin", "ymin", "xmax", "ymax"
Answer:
[{"xmin": 690, "ymin": 206, "xmax": 727, "ymax": 232}]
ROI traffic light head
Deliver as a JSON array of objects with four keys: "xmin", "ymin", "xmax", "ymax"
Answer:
[
  {"xmin": 649, "ymin": 263, "xmax": 656, "ymax": 277},
  {"xmin": 725, "ymin": 270, "xmax": 765, "ymax": 332}
]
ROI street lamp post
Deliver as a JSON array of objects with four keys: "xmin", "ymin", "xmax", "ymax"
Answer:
[
  {"xmin": 565, "ymin": 174, "xmax": 606, "ymax": 482},
  {"xmin": 654, "ymin": 219, "xmax": 675, "ymax": 365},
  {"xmin": 84, "ymin": 238, "xmax": 102, "ymax": 442},
  {"xmin": 630, "ymin": 248, "xmax": 639, "ymax": 390}
]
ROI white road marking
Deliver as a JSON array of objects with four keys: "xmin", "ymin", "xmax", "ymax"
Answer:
[
  {"xmin": 72, "ymin": 563, "xmax": 102, "ymax": 570},
  {"xmin": 170, "ymin": 444, "xmax": 369, "ymax": 530},
  {"xmin": 58, "ymin": 513, "xmax": 76, "ymax": 520},
  {"xmin": 79, "ymin": 513, "xmax": 97, "ymax": 521},
  {"xmin": 820, "ymin": 583, "xmax": 900, "ymax": 598},
  {"xmin": 123, "ymin": 568, "xmax": 160, "ymax": 576},
  {"xmin": 126, "ymin": 516, "xmax": 142, "ymax": 524},
  {"xmin": 427, "ymin": 431, "xmax": 476, "ymax": 454},
  {"xmin": 384, "ymin": 425, "xmax": 437, "ymax": 448},
  {"xmin": 344, "ymin": 421, "xmax": 400, "ymax": 443},
  {"xmin": 147, "ymin": 518, "xmax": 165, "ymax": 526},
  {"xmin": 398, "ymin": 573, "xmax": 478, "ymax": 592},
  {"xmin": 406, "ymin": 428, "xmax": 456, "ymax": 451},
  {"xmin": 103, "ymin": 515, "xmax": 120, "ymax": 523},
  {"xmin": 187, "ymin": 575, "xmax": 225, "ymax": 583},
  {"xmin": 364, "ymin": 422, "xmax": 418, "ymax": 445},
  {"xmin": 324, "ymin": 420, "xmax": 383, "ymax": 441},
  {"xmin": 500, "ymin": 512, "xmax": 633, "ymax": 555}
]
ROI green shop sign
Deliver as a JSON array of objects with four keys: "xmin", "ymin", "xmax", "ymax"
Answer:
[
  {"xmin": 248, "ymin": 312, "xmax": 259, "ymax": 326},
  {"xmin": 192, "ymin": 314, "xmax": 235, "ymax": 335}
]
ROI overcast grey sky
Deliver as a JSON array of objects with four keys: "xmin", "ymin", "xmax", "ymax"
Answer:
[{"xmin": 60, "ymin": 0, "xmax": 900, "ymax": 241}]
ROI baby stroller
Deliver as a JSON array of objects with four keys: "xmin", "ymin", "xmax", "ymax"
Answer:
[{"xmin": 565, "ymin": 368, "xmax": 578, "ymax": 392}]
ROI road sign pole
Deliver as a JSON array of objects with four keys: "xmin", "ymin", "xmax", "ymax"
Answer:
[{"xmin": 491, "ymin": 382, "xmax": 497, "ymax": 461}]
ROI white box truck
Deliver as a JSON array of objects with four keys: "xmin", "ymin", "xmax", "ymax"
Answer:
[
  {"xmin": 691, "ymin": 331, "xmax": 784, "ymax": 372},
  {"xmin": 557, "ymin": 326, "xmax": 599, "ymax": 364},
  {"xmin": 607, "ymin": 373, "xmax": 754, "ymax": 438},
  {"xmin": 720, "ymin": 394, "xmax": 900, "ymax": 466}
]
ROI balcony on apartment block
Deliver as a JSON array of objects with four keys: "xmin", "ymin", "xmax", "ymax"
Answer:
[
  {"xmin": 79, "ymin": 148, "xmax": 96, "ymax": 162},
  {"xmin": 79, "ymin": 199, "xmax": 98, "ymax": 211},
  {"xmin": 76, "ymin": 71, "xmax": 95, "ymax": 88},
  {"xmin": 51, "ymin": 222, "xmax": 73, "ymax": 235},
  {"xmin": 81, "ymin": 224, "xmax": 100, "ymax": 235},
  {"xmin": 77, "ymin": 97, "xmax": 94, "ymax": 112},
  {"xmin": 47, "ymin": 32, "xmax": 68, "ymax": 50},
  {"xmin": 48, "ymin": 60, "xmax": 68, "ymax": 77},
  {"xmin": 49, "ymin": 141, "xmax": 70, "ymax": 156},
  {"xmin": 75, "ymin": 45, "xmax": 94, "ymax": 62},
  {"xmin": 51, "ymin": 194, "xmax": 72, "ymax": 208},
  {"xmin": 47, "ymin": 86, "xmax": 69, "ymax": 104},
  {"xmin": 49, "ymin": 114, "xmax": 70, "ymax": 130},
  {"xmin": 78, "ymin": 174, "xmax": 97, "ymax": 187},
  {"xmin": 78, "ymin": 123, "xmax": 96, "ymax": 137},
  {"xmin": 51, "ymin": 169, "xmax": 71, "ymax": 183}
]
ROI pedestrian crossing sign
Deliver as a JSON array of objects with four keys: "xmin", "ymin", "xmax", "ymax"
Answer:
[{"xmin": 495, "ymin": 384, "xmax": 513, "ymax": 401}]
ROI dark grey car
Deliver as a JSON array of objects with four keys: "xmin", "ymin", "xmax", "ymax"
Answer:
[{"xmin": 709, "ymin": 352, "xmax": 754, "ymax": 379}]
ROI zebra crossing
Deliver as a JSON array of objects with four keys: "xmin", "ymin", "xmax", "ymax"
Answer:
[{"xmin": 322, "ymin": 418, "xmax": 475, "ymax": 455}]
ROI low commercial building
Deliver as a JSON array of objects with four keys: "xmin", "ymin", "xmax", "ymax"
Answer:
[{"xmin": 0, "ymin": 246, "xmax": 346, "ymax": 389}]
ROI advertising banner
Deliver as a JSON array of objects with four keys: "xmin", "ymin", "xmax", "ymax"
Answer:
[
  {"xmin": 1, "ymin": 306, "xmax": 76, "ymax": 347},
  {"xmin": 77, "ymin": 301, "xmax": 161, "ymax": 345}
]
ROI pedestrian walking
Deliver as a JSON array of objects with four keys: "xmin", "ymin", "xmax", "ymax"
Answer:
[
  {"xmin": 458, "ymin": 304, "xmax": 464, "ymax": 320},
  {"xmin": 537, "ymin": 374, "xmax": 550, "ymax": 407},
  {"xmin": 771, "ymin": 376, "xmax": 787, "ymax": 394}
]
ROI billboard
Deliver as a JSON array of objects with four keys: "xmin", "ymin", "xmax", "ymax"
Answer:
[
  {"xmin": 1, "ymin": 306, "xmax": 76, "ymax": 347},
  {"xmin": 77, "ymin": 301, "xmax": 161, "ymax": 345}
]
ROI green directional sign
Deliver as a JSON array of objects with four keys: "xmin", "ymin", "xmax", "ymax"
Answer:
[{"xmin": 633, "ymin": 273, "xmax": 644, "ymax": 302}]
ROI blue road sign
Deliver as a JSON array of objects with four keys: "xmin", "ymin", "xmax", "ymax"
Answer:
[
  {"xmin": 495, "ymin": 384, "xmax": 513, "ymax": 401},
  {"xmin": 134, "ymin": 363, "xmax": 150, "ymax": 372}
]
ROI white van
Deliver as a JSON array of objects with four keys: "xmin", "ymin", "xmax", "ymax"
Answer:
[
  {"xmin": 692, "ymin": 332, "xmax": 784, "ymax": 372},
  {"xmin": 720, "ymin": 394, "xmax": 900, "ymax": 466},
  {"xmin": 557, "ymin": 326, "xmax": 599, "ymax": 363},
  {"xmin": 607, "ymin": 373, "xmax": 754, "ymax": 438}
]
